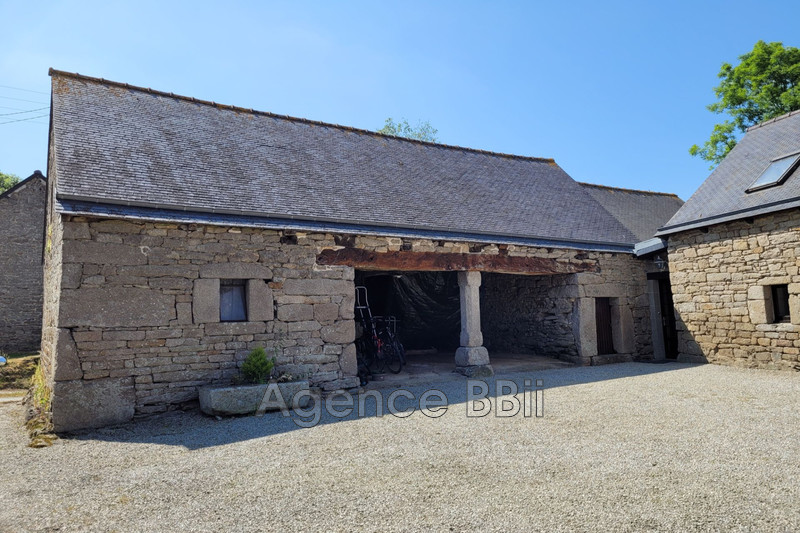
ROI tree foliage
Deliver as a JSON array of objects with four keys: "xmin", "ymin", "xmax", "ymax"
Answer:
[
  {"xmin": 0, "ymin": 171, "xmax": 20, "ymax": 194},
  {"xmin": 378, "ymin": 117, "xmax": 438, "ymax": 142},
  {"xmin": 690, "ymin": 41, "xmax": 800, "ymax": 167}
]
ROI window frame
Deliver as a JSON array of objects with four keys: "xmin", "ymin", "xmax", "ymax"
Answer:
[
  {"xmin": 745, "ymin": 150, "xmax": 800, "ymax": 193},
  {"xmin": 771, "ymin": 284, "xmax": 790, "ymax": 324},
  {"xmin": 219, "ymin": 279, "xmax": 248, "ymax": 322}
]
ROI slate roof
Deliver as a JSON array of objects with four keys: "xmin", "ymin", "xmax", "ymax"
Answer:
[
  {"xmin": 659, "ymin": 110, "xmax": 800, "ymax": 236},
  {"xmin": 49, "ymin": 70, "xmax": 641, "ymax": 250},
  {"xmin": 578, "ymin": 183, "xmax": 683, "ymax": 242}
]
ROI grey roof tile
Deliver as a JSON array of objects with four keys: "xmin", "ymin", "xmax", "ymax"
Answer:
[
  {"xmin": 579, "ymin": 183, "xmax": 683, "ymax": 241},
  {"xmin": 659, "ymin": 110, "xmax": 800, "ymax": 235},
  {"xmin": 50, "ymin": 71, "xmax": 641, "ymax": 247}
]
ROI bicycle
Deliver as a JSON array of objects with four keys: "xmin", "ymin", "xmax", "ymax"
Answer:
[
  {"xmin": 373, "ymin": 315, "xmax": 406, "ymax": 374},
  {"xmin": 355, "ymin": 286, "xmax": 406, "ymax": 375}
]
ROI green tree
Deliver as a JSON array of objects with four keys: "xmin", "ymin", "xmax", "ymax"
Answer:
[
  {"xmin": 690, "ymin": 40, "xmax": 800, "ymax": 167},
  {"xmin": 0, "ymin": 171, "xmax": 20, "ymax": 193},
  {"xmin": 378, "ymin": 117, "xmax": 438, "ymax": 142}
]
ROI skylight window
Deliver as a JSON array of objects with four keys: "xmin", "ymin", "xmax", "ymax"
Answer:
[{"xmin": 746, "ymin": 151, "xmax": 800, "ymax": 193}]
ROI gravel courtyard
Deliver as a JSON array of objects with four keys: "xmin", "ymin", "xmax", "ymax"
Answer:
[{"xmin": 2, "ymin": 362, "xmax": 800, "ymax": 532}]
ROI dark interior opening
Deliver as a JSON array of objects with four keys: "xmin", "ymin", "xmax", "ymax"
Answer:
[
  {"xmin": 772, "ymin": 284, "xmax": 790, "ymax": 323},
  {"xmin": 354, "ymin": 271, "xmax": 460, "ymax": 352},
  {"xmin": 659, "ymin": 277, "xmax": 679, "ymax": 359},
  {"xmin": 595, "ymin": 297, "xmax": 615, "ymax": 355}
]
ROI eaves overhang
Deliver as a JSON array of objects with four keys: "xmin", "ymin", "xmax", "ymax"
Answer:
[
  {"xmin": 655, "ymin": 196, "xmax": 800, "ymax": 237},
  {"xmin": 56, "ymin": 198, "xmax": 637, "ymax": 254},
  {"xmin": 633, "ymin": 238, "xmax": 668, "ymax": 257}
]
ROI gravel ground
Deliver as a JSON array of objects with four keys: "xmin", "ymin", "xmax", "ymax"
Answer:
[{"xmin": 2, "ymin": 362, "xmax": 800, "ymax": 532}]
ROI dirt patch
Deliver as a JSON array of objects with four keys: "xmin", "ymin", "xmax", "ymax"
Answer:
[
  {"xmin": 26, "ymin": 408, "xmax": 56, "ymax": 448},
  {"xmin": 0, "ymin": 355, "xmax": 38, "ymax": 390},
  {"xmin": 0, "ymin": 355, "xmax": 56, "ymax": 447}
]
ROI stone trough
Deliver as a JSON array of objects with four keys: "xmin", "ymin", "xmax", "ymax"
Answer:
[{"xmin": 199, "ymin": 380, "xmax": 311, "ymax": 416}]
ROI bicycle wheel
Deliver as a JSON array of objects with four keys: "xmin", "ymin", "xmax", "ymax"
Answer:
[
  {"xmin": 371, "ymin": 338, "xmax": 387, "ymax": 374},
  {"xmin": 383, "ymin": 335, "xmax": 403, "ymax": 374},
  {"xmin": 392, "ymin": 337, "xmax": 406, "ymax": 366},
  {"xmin": 356, "ymin": 336, "xmax": 371, "ymax": 365},
  {"xmin": 355, "ymin": 337, "xmax": 373, "ymax": 381}
]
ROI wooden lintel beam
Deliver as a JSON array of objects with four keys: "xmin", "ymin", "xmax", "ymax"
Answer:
[{"xmin": 316, "ymin": 248, "xmax": 597, "ymax": 276}]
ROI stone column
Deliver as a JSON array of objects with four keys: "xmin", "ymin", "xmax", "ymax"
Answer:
[
  {"xmin": 572, "ymin": 297, "xmax": 596, "ymax": 365},
  {"xmin": 455, "ymin": 271, "xmax": 493, "ymax": 377}
]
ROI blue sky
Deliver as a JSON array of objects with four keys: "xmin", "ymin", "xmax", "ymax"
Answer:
[{"xmin": 1, "ymin": 1, "xmax": 799, "ymax": 201}]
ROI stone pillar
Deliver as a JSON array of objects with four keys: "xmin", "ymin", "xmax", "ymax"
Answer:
[
  {"xmin": 572, "ymin": 297, "xmax": 596, "ymax": 364},
  {"xmin": 455, "ymin": 271, "xmax": 493, "ymax": 377}
]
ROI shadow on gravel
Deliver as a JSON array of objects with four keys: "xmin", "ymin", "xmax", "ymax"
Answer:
[{"xmin": 68, "ymin": 362, "xmax": 698, "ymax": 450}]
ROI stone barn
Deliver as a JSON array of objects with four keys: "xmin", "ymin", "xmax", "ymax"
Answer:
[
  {"xmin": 41, "ymin": 70, "xmax": 682, "ymax": 431},
  {"xmin": 0, "ymin": 171, "xmax": 46, "ymax": 353},
  {"xmin": 657, "ymin": 110, "xmax": 800, "ymax": 370}
]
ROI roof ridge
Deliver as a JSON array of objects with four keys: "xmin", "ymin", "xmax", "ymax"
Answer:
[
  {"xmin": 578, "ymin": 181, "xmax": 681, "ymax": 198},
  {"xmin": 0, "ymin": 171, "xmax": 46, "ymax": 201},
  {"xmin": 745, "ymin": 108, "xmax": 800, "ymax": 132},
  {"xmin": 49, "ymin": 68, "xmax": 557, "ymax": 165}
]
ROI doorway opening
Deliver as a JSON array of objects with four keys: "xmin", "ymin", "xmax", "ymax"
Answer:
[
  {"xmin": 658, "ymin": 278, "xmax": 678, "ymax": 359},
  {"xmin": 648, "ymin": 271, "xmax": 678, "ymax": 360},
  {"xmin": 595, "ymin": 297, "xmax": 615, "ymax": 355},
  {"xmin": 354, "ymin": 270, "xmax": 460, "ymax": 355}
]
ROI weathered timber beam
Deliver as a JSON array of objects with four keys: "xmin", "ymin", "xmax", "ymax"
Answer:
[{"xmin": 316, "ymin": 248, "xmax": 598, "ymax": 275}]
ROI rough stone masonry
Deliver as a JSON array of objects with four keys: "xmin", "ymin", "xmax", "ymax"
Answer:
[
  {"xmin": 40, "ymin": 210, "xmax": 658, "ymax": 431},
  {"xmin": 42, "ymin": 216, "xmax": 359, "ymax": 430},
  {"xmin": 668, "ymin": 210, "xmax": 800, "ymax": 370},
  {"xmin": 0, "ymin": 173, "xmax": 46, "ymax": 353}
]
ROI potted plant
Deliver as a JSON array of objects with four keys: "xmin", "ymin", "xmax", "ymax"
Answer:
[{"xmin": 199, "ymin": 346, "xmax": 311, "ymax": 416}]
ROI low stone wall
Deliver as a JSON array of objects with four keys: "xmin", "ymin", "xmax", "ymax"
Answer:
[
  {"xmin": 668, "ymin": 210, "xmax": 800, "ymax": 370},
  {"xmin": 0, "ymin": 175, "xmax": 46, "ymax": 353}
]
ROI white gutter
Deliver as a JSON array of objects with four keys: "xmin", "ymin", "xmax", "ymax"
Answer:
[{"xmin": 634, "ymin": 237, "xmax": 668, "ymax": 257}]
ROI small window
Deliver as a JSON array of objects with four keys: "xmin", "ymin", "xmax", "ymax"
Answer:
[
  {"xmin": 220, "ymin": 279, "xmax": 247, "ymax": 322},
  {"xmin": 746, "ymin": 152, "xmax": 800, "ymax": 192},
  {"xmin": 771, "ymin": 284, "xmax": 790, "ymax": 323}
]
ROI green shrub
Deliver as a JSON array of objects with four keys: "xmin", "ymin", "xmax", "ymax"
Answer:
[{"xmin": 241, "ymin": 347, "xmax": 276, "ymax": 384}]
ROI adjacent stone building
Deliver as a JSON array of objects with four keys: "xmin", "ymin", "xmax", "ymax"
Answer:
[
  {"xmin": 42, "ymin": 70, "xmax": 682, "ymax": 431},
  {"xmin": 0, "ymin": 171, "xmax": 46, "ymax": 353},
  {"xmin": 657, "ymin": 110, "xmax": 800, "ymax": 370}
]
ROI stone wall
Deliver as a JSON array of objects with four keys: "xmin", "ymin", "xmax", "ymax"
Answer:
[
  {"xmin": 43, "ymin": 213, "xmax": 658, "ymax": 430},
  {"xmin": 482, "ymin": 273, "xmax": 576, "ymax": 357},
  {"xmin": 0, "ymin": 173, "xmax": 46, "ymax": 353},
  {"xmin": 668, "ymin": 210, "xmax": 800, "ymax": 370},
  {"xmin": 45, "ymin": 216, "xmax": 360, "ymax": 431},
  {"xmin": 40, "ymin": 196, "xmax": 63, "ymax": 386},
  {"xmin": 479, "ymin": 255, "xmax": 655, "ymax": 364}
]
